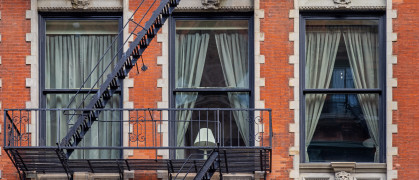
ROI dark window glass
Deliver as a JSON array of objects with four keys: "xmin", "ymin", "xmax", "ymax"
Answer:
[
  {"xmin": 303, "ymin": 19, "xmax": 382, "ymax": 162},
  {"xmin": 173, "ymin": 19, "xmax": 252, "ymax": 159}
]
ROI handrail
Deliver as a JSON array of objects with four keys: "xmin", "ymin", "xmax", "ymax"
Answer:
[
  {"xmin": 173, "ymin": 153, "xmax": 209, "ymax": 179},
  {"xmin": 4, "ymin": 108, "xmax": 272, "ymax": 151}
]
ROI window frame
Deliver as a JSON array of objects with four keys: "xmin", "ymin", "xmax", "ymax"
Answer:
[
  {"xmin": 38, "ymin": 13, "xmax": 124, "ymax": 155},
  {"xmin": 299, "ymin": 12, "xmax": 387, "ymax": 163},
  {"xmin": 169, "ymin": 13, "xmax": 255, "ymax": 157}
]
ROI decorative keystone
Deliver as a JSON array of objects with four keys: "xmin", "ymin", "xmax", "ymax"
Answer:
[
  {"xmin": 335, "ymin": 171, "xmax": 353, "ymax": 180},
  {"xmin": 331, "ymin": 162, "xmax": 356, "ymax": 173},
  {"xmin": 334, "ymin": 0, "xmax": 351, "ymax": 5},
  {"xmin": 202, "ymin": 0, "xmax": 220, "ymax": 9},
  {"xmin": 71, "ymin": 0, "xmax": 90, "ymax": 9}
]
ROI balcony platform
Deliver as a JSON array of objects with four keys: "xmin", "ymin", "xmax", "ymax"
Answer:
[
  {"xmin": 5, "ymin": 147, "xmax": 270, "ymax": 179},
  {"xmin": 4, "ymin": 108, "xmax": 272, "ymax": 179}
]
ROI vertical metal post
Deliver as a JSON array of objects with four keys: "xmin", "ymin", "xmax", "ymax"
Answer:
[
  {"xmin": 4, "ymin": 110, "xmax": 7, "ymax": 147},
  {"xmin": 58, "ymin": 110, "xmax": 61, "ymax": 145},
  {"xmin": 217, "ymin": 109, "xmax": 220, "ymax": 145},
  {"xmin": 269, "ymin": 110, "xmax": 272, "ymax": 148}
]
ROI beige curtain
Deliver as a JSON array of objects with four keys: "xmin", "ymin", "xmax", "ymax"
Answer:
[
  {"xmin": 46, "ymin": 35, "xmax": 120, "ymax": 159},
  {"xmin": 175, "ymin": 33, "xmax": 210, "ymax": 158},
  {"xmin": 305, "ymin": 28, "xmax": 341, "ymax": 162},
  {"xmin": 343, "ymin": 26, "xmax": 380, "ymax": 162},
  {"xmin": 215, "ymin": 33, "xmax": 250, "ymax": 146}
]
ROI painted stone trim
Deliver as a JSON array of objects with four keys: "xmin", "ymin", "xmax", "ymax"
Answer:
[
  {"xmin": 288, "ymin": 0, "xmax": 300, "ymax": 178},
  {"xmin": 386, "ymin": 0, "xmax": 398, "ymax": 179},
  {"xmin": 176, "ymin": 0, "xmax": 253, "ymax": 11},
  {"xmin": 299, "ymin": 6, "xmax": 385, "ymax": 11},
  {"xmin": 254, "ymin": 0, "xmax": 265, "ymax": 111},
  {"xmin": 123, "ymin": 0, "xmax": 134, "ymax": 158},
  {"xmin": 156, "ymin": 21, "xmax": 169, "ymax": 160},
  {"xmin": 25, "ymin": 0, "xmax": 39, "ymax": 146},
  {"xmin": 37, "ymin": 0, "xmax": 122, "ymax": 11},
  {"xmin": 37, "ymin": 6, "xmax": 122, "ymax": 11},
  {"xmin": 299, "ymin": 0, "xmax": 385, "ymax": 9},
  {"xmin": 175, "ymin": 6, "xmax": 253, "ymax": 11}
]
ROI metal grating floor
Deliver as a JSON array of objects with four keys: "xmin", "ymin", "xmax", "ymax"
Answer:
[{"xmin": 5, "ymin": 148, "xmax": 270, "ymax": 176}]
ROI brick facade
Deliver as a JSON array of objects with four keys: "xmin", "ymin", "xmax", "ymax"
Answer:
[
  {"xmin": 0, "ymin": 0, "xmax": 31, "ymax": 179},
  {"xmin": 393, "ymin": 0, "xmax": 419, "ymax": 179},
  {"xmin": 0, "ymin": 0, "xmax": 417, "ymax": 179},
  {"xmin": 260, "ymin": 0, "xmax": 294, "ymax": 179}
]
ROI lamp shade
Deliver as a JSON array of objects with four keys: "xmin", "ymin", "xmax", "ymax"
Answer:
[{"xmin": 194, "ymin": 128, "xmax": 216, "ymax": 147}]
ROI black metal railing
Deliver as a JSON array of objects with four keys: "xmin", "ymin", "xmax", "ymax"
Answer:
[{"xmin": 4, "ymin": 108, "xmax": 272, "ymax": 153}]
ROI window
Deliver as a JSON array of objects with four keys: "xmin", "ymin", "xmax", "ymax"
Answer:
[
  {"xmin": 170, "ymin": 16, "xmax": 254, "ymax": 158},
  {"xmin": 301, "ymin": 16, "xmax": 385, "ymax": 163},
  {"xmin": 39, "ymin": 15, "xmax": 123, "ymax": 159}
]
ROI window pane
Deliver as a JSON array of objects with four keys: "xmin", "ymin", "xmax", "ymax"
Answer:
[
  {"xmin": 45, "ymin": 20, "xmax": 119, "ymax": 89},
  {"xmin": 305, "ymin": 93, "xmax": 379, "ymax": 162},
  {"xmin": 305, "ymin": 20, "xmax": 379, "ymax": 89},
  {"xmin": 175, "ymin": 92, "xmax": 250, "ymax": 158},
  {"xmin": 46, "ymin": 94, "xmax": 121, "ymax": 159},
  {"xmin": 175, "ymin": 20, "xmax": 249, "ymax": 88}
]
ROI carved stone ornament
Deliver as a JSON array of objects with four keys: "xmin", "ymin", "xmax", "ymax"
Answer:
[
  {"xmin": 201, "ymin": 0, "xmax": 220, "ymax": 9},
  {"xmin": 71, "ymin": 0, "xmax": 90, "ymax": 9},
  {"xmin": 334, "ymin": 0, "xmax": 351, "ymax": 5},
  {"xmin": 335, "ymin": 171, "xmax": 353, "ymax": 180}
]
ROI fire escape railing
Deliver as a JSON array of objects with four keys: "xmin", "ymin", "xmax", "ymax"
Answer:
[
  {"xmin": 4, "ymin": 108, "xmax": 272, "ymax": 150},
  {"xmin": 4, "ymin": 108, "xmax": 272, "ymax": 179}
]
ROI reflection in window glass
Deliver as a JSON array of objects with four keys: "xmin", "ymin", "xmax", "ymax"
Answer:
[
  {"xmin": 43, "ymin": 19, "xmax": 121, "ymax": 159},
  {"xmin": 306, "ymin": 93, "xmax": 378, "ymax": 162},
  {"xmin": 304, "ymin": 20, "xmax": 381, "ymax": 162},
  {"xmin": 45, "ymin": 20, "xmax": 119, "ymax": 89},
  {"xmin": 175, "ymin": 20, "xmax": 249, "ymax": 88},
  {"xmin": 174, "ymin": 19, "xmax": 251, "ymax": 159},
  {"xmin": 305, "ymin": 20, "xmax": 379, "ymax": 89}
]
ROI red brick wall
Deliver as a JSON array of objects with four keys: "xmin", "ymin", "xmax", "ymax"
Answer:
[
  {"xmin": 0, "ymin": 0, "xmax": 31, "ymax": 179},
  {"xmin": 260, "ymin": 0, "xmax": 295, "ymax": 179},
  {"xmin": 128, "ymin": 1, "xmax": 163, "ymax": 179},
  {"xmin": 393, "ymin": 0, "xmax": 419, "ymax": 179}
]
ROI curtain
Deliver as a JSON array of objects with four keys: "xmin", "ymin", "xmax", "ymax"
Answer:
[
  {"xmin": 45, "ymin": 34, "xmax": 119, "ymax": 159},
  {"xmin": 305, "ymin": 28, "xmax": 341, "ymax": 161},
  {"xmin": 343, "ymin": 26, "xmax": 380, "ymax": 162},
  {"xmin": 215, "ymin": 33, "xmax": 250, "ymax": 146},
  {"xmin": 175, "ymin": 33, "xmax": 209, "ymax": 158}
]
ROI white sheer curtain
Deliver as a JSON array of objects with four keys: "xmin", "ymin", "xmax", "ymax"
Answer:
[
  {"xmin": 45, "ymin": 34, "xmax": 120, "ymax": 159},
  {"xmin": 305, "ymin": 28, "xmax": 341, "ymax": 161},
  {"xmin": 343, "ymin": 26, "xmax": 380, "ymax": 162},
  {"xmin": 215, "ymin": 33, "xmax": 250, "ymax": 146},
  {"xmin": 175, "ymin": 33, "xmax": 209, "ymax": 158}
]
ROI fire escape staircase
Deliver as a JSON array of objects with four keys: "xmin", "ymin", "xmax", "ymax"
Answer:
[
  {"xmin": 170, "ymin": 150, "xmax": 221, "ymax": 180},
  {"xmin": 59, "ymin": 0, "xmax": 181, "ymax": 157}
]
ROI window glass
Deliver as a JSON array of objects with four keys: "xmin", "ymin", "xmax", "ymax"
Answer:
[
  {"xmin": 305, "ymin": 93, "xmax": 378, "ymax": 162},
  {"xmin": 304, "ymin": 19, "xmax": 382, "ymax": 163},
  {"xmin": 173, "ymin": 19, "xmax": 252, "ymax": 159},
  {"xmin": 305, "ymin": 20, "xmax": 379, "ymax": 89},
  {"xmin": 43, "ymin": 19, "xmax": 121, "ymax": 159},
  {"xmin": 45, "ymin": 20, "xmax": 119, "ymax": 89},
  {"xmin": 175, "ymin": 20, "xmax": 249, "ymax": 88}
]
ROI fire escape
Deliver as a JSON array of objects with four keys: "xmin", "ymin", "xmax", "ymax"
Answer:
[{"xmin": 3, "ymin": 0, "xmax": 272, "ymax": 179}]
